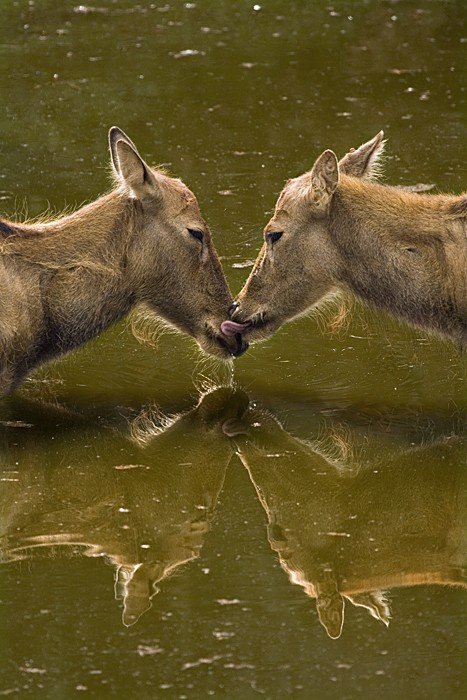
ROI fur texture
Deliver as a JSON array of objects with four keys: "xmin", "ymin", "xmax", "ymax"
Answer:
[
  {"xmin": 0, "ymin": 128, "xmax": 239, "ymax": 395},
  {"xmin": 233, "ymin": 132, "xmax": 467, "ymax": 346}
]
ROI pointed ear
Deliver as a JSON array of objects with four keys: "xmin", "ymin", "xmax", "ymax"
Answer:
[
  {"xmin": 121, "ymin": 562, "xmax": 162, "ymax": 627},
  {"xmin": 345, "ymin": 591, "xmax": 391, "ymax": 627},
  {"xmin": 338, "ymin": 131, "xmax": 385, "ymax": 179},
  {"xmin": 316, "ymin": 592, "xmax": 345, "ymax": 639},
  {"xmin": 108, "ymin": 126, "xmax": 159, "ymax": 199},
  {"xmin": 307, "ymin": 150, "xmax": 339, "ymax": 207},
  {"xmin": 114, "ymin": 565, "xmax": 131, "ymax": 600}
]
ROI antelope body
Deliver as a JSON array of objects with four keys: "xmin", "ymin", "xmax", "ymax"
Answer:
[{"xmin": 0, "ymin": 128, "xmax": 244, "ymax": 396}]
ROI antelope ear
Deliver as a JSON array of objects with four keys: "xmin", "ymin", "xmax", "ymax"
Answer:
[
  {"xmin": 108, "ymin": 126, "xmax": 159, "ymax": 199},
  {"xmin": 307, "ymin": 150, "xmax": 339, "ymax": 206},
  {"xmin": 120, "ymin": 562, "xmax": 162, "ymax": 627},
  {"xmin": 316, "ymin": 592, "xmax": 345, "ymax": 639},
  {"xmin": 338, "ymin": 131, "xmax": 385, "ymax": 179},
  {"xmin": 345, "ymin": 591, "xmax": 391, "ymax": 627}
]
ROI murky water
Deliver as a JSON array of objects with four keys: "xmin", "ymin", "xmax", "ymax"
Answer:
[{"xmin": 1, "ymin": 1, "xmax": 466, "ymax": 698}]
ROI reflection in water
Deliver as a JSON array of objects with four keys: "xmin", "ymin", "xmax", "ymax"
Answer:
[
  {"xmin": 236, "ymin": 407, "xmax": 466, "ymax": 638},
  {"xmin": 0, "ymin": 387, "xmax": 247, "ymax": 626},
  {"xmin": 1, "ymin": 388, "xmax": 465, "ymax": 638}
]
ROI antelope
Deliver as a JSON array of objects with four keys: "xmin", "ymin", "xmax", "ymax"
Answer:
[
  {"xmin": 222, "ymin": 132, "xmax": 467, "ymax": 347},
  {"xmin": 0, "ymin": 127, "xmax": 246, "ymax": 395}
]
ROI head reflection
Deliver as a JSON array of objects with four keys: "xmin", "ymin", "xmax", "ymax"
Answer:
[
  {"xmin": 234, "ymin": 407, "xmax": 466, "ymax": 639},
  {"xmin": 1, "ymin": 391, "xmax": 464, "ymax": 635},
  {"xmin": 0, "ymin": 387, "xmax": 248, "ymax": 627}
]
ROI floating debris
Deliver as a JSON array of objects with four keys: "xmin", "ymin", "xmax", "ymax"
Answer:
[
  {"xmin": 232, "ymin": 260, "xmax": 255, "ymax": 269},
  {"xmin": 19, "ymin": 666, "xmax": 46, "ymax": 675},
  {"xmin": 388, "ymin": 67, "xmax": 423, "ymax": 75},
  {"xmin": 74, "ymin": 4, "xmax": 151, "ymax": 13},
  {"xmin": 113, "ymin": 464, "xmax": 145, "ymax": 470},
  {"xmin": 172, "ymin": 49, "xmax": 205, "ymax": 59},
  {"xmin": 182, "ymin": 655, "xmax": 224, "ymax": 670},
  {"xmin": 136, "ymin": 644, "xmax": 163, "ymax": 657},
  {"xmin": 212, "ymin": 630, "xmax": 235, "ymax": 639},
  {"xmin": 74, "ymin": 5, "xmax": 109, "ymax": 12}
]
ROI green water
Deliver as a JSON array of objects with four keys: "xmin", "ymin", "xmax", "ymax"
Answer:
[{"xmin": 0, "ymin": 1, "xmax": 466, "ymax": 698}]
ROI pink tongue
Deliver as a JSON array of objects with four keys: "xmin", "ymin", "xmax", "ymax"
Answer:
[{"xmin": 221, "ymin": 320, "xmax": 250, "ymax": 337}]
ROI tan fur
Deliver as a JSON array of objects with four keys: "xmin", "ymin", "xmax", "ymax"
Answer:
[
  {"xmin": 233, "ymin": 132, "xmax": 467, "ymax": 346},
  {"xmin": 0, "ymin": 127, "xmax": 239, "ymax": 395}
]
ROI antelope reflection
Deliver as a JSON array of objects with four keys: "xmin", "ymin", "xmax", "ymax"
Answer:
[
  {"xmin": 235, "ymin": 409, "xmax": 466, "ymax": 639},
  {"xmin": 0, "ymin": 387, "xmax": 247, "ymax": 626},
  {"xmin": 1, "ymin": 389, "xmax": 465, "ymax": 636}
]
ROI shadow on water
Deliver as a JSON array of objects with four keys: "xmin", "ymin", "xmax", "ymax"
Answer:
[{"xmin": 1, "ymin": 387, "xmax": 465, "ymax": 639}]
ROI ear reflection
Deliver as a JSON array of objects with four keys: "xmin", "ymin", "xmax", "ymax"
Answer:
[
  {"xmin": 235, "ymin": 407, "xmax": 466, "ymax": 639},
  {"xmin": 1, "ymin": 390, "xmax": 464, "ymax": 635},
  {"xmin": 0, "ymin": 386, "xmax": 249, "ymax": 627}
]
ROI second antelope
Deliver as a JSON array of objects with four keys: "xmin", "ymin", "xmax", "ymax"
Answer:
[{"xmin": 224, "ymin": 132, "xmax": 467, "ymax": 347}]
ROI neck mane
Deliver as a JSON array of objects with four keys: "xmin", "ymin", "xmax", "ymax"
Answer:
[
  {"xmin": 0, "ymin": 189, "xmax": 134, "ymax": 269},
  {"xmin": 329, "ymin": 176, "xmax": 467, "ymax": 343},
  {"xmin": 0, "ymin": 189, "xmax": 140, "ymax": 379}
]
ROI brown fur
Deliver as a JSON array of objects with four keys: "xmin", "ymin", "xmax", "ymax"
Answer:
[
  {"xmin": 0, "ymin": 128, "xmax": 240, "ymax": 395},
  {"xmin": 233, "ymin": 132, "xmax": 467, "ymax": 346}
]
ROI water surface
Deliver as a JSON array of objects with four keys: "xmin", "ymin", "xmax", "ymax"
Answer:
[{"xmin": 0, "ymin": 1, "xmax": 465, "ymax": 698}]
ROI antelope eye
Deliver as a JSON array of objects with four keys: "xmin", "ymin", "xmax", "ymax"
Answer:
[
  {"xmin": 188, "ymin": 228, "xmax": 204, "ymax": 242},
  {"xmin": 267, "ymin": 231, "xmax": 283, "ymax": 244}
]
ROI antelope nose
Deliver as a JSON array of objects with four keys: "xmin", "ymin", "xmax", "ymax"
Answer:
[
  {"xmin": 228, "ymin": 301, "xmax": 239, "ymax": 318},
  {"xmin": 232, "ymin": 333, "xmax": 249, "ymax": 358}
]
